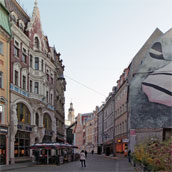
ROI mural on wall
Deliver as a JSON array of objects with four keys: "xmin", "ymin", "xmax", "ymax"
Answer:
[{"xmin": 129, "ymin": 29, "xmax": 172, "ymax": 129}]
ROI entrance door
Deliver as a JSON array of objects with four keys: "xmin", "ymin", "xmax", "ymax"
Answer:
[{"xmin": 0, "ymin": 135, "xmax": 6, "ymax": 165}]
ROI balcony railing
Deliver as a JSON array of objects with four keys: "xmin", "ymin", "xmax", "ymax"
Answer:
[{"xmin": 10, "ymin": 84, "xmax": 55, "ymax": 111}]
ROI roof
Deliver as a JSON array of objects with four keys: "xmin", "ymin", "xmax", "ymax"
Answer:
[{"xmin": 0, "ymin": 0, "xmax": 11, "ymax": 35}]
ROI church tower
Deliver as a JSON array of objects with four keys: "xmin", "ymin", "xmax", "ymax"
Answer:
[{"xmin": 68, "ymin": 102, "xmax": 75, "ymax": 124}]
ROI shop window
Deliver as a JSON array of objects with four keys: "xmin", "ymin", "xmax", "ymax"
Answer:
[
  {"xmin": 35, "ymin": 57, "xmax": 39, "ymax": 70},
  {"xmin": 15, "ymin": 131, "xmax": 30, "ymax": 157},
  {"xmin": 17, "ymin": 103, "xmax": 31, "ymax": 124},
  {"xmin": 0, "ymin": 41, "xmax": 4, "ymax": 55},
  {"xmin": 0, "ymin": 71, "xmax": 3, "ymax": 88}
]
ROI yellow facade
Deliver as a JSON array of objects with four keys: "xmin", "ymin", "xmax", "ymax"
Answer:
[{"xmin": 0, "ymin": 28, "xmax": 10, "ymax": 127}]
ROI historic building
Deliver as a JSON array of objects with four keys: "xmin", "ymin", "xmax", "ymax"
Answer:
[
  {"xmin": 97, "ymin": 104, "xmax": 104, "ymax": 154},
  {"xmin": 102, "ymin": 91, "xmax": 115, "ymax": 156},
  {"xmin": 74, "ymin": 113, "xmax": 92, "ymax": 152},
  {"xmin": 128, "ymin": 28, "xmax": 172, "ymax": 151},
  {"xmin": 114, "ymin": 67, "xmax": 129, "ymax": 155},
  {"xmin": 65, "ymin": 102, "xmax": 75, "ymax": 126},
  {"xmin": 0, "ymin": 0, "xmax": 11, "ymax": 165},
  {"xmin": 4, "ymin": 0, "xmax": 66, "ymax": 164}
]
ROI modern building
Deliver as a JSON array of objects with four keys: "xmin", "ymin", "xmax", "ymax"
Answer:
[
  {"xmin": 4, "ymin": 0, "xmax": 66, "ymax": 164},
  {"xmin": 0, "ymin": 0, "xmax": 11, "ymax": 165}
]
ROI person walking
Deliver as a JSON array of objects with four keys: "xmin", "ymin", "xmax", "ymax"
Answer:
[
  {"xmin": 80, "ymin": 150, "xmax": 86, "ymax": 167},
  {"xmin": 128, "ymin": 150, "xmax": 131, "ymax": 163},
  {"xmin": 84, "ymin": 150, "xmax": 87, "ymax": 158},
  {"xmin": 91, "ymin": 150, "xmax": 94, "ymax": 155}
]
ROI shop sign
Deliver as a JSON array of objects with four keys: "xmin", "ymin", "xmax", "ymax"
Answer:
[
  {"xmin": 0, "ymin": 126, "xmax": 8, "ymax": 134},
  {"xmin": 122, "ymin": 139, "xmax": 129, "ymax": 143},
  {"xmin": 130, "ymin": 129, "xmax": 136, "ymax": 136}
]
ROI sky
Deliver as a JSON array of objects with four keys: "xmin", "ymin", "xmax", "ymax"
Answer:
[{"xmin": 19, "ymin": 0, "xmax": 172, "ymax": 118}]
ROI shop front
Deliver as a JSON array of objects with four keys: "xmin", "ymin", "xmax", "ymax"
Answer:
[
  {"xmin": 103, "ymin": 140, "xmax": 113, "ymax": 156},
  {"xmin": 0, "ymin": 126, "xmax": 8, "ymax": 165},
  {"xmin": 115, "ymin": 137, "xmax": 129, "ymax": 156}
]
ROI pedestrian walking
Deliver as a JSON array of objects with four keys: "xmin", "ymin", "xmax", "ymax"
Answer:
[
  {"xmin": 85, "ymin": 150, "xmax": 87, "ymax": 158},
  {"xmin": 91, "ymin": 150, "xmax": 94, "ymax": 155},
  {"xmin": 128, "ymin": 150, "xmax": 131, "ymax": 163},
  {"xmin": 80, "ymin": 150, "xmax": 86, "ymax": 167}
]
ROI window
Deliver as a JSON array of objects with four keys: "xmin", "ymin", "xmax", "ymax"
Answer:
[
  {"xmin": 0, "ymin": 112, "xmax": 2, "ymax": 124},
  {"xmin": 30, "ymin": 55, "xmax": 33, "ymax": 68},
  {"xmin": 15, "ymin": 70, "xmax": 18, "ymax": 86},
  {"xmin": 35, "ymin": 113, "xmax": 39, "ymax": 126},
  {"xmin": 50, "ymin": 93, "xmax": 53, "ymax": 105},
  {"xmin": 46, "ymin": 74, "xmax": 49, "ymax": 81},
  {"xmin": 30, "ymin": 80, "xmax": 32, "ymax": 92},
  {"xmin": 46, "ymin": 91, "xmax": 49, "ymax": 103},
  {"xmin": 41, "ymin": 60, "xmax": 44, "ymax": 71},
  {"xmin": 0, "ymin": 41, "xmax": 4, "ymax": 55},
  {"xmin": 22, "ymin": 48, "xmax": 27, "ymax": 63},
  {"xmin": 35, "ymin": 37, "xmax": 39, "ymax": 49},
  {"xmin": 51, "ymin": 77, "xmax": 53, "ymax": 84},
  {"xmin": 35, "ymin": 57, "xmax": 39, "ymax": 70},
  {"xmin": 22, "ymin": 76, "xmax": 26, "ymax": 90},
  {"xmin": 0, "ymin": 72, "xmax": 3, "ymax": 88},
  {"xmin": 34, "ymin": 82, "xmax": 39, "ymax": 94},
  {"xmin": 19, "ymin": 22, "xmax": 24, "ymax": 31},
  {"xmin": 14, "ymin": 41, "xmax": 19, "ymax": 57},
  {"xmin": 11, "ymin": 14, "xmax": 17, "ymax": 23},
  {"xmin": 43, "ymin": 113, "xmax": 52, "ymax": 130}
]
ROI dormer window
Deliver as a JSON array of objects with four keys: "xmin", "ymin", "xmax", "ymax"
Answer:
[
  {"xmin": 19, "ymin": 22, "xmax": 24, "ymax": 31},
  {"xmin": 35, "ymin": 37, "xmax": 39, "ymax": 49}
]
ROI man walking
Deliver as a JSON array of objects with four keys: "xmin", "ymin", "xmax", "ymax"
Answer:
[{"xmin": 80, "ymin": 150, "xmax": 86, "ymax": 167}]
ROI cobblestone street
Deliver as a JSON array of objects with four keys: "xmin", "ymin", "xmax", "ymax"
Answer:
[{"xmin": 6, "ymin": 154, "xmax": 135, "ymax": 172}]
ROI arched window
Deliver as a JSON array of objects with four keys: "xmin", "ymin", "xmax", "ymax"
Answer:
[
  {"xmin": 43, "ymin": 113, "xmax": 52, "ymax": 131},
  {"xmin": 17, "ymin": 103, "xmax": 31, "ymax": 124},
  {"xmin": 35, "ymin": 37, "xmax": 39, "ymax": 49},
  {"xmin": 35, "ymin": 113, "xmax": 39, "ymax": 126}
]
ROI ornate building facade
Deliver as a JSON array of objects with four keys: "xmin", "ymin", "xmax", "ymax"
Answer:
[{"xmin": 4, "ymin": 0, "xmax": 66, "ymax": 164}]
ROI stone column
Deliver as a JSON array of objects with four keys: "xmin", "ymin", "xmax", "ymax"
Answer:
[{"xmin": 10, "ymin": 103, "xmax": 18, "ymax": 164}]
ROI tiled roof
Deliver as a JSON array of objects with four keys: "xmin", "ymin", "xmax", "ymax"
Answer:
[
  {"xmin": 0, "ymin": 0, "xmax": 11, "ymax": 35},
  {"xmin": 5, "ymin": 0, "xmax": 30, "ymax": 24}
]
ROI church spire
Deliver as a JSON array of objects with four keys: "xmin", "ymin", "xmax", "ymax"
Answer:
[{"xmin": 32, "ymin": 0, "xmax": 40, "ymax": 19}]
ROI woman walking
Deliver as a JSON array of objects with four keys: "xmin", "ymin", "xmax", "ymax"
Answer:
[{"xmin": 80, "ymin": 150, "xmax": 86, "ymax": 167}]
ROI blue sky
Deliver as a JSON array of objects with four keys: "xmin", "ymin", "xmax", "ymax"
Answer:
[{"xmin": 19, "ymin": 0, "xmax": 172, "ymax": 117}]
